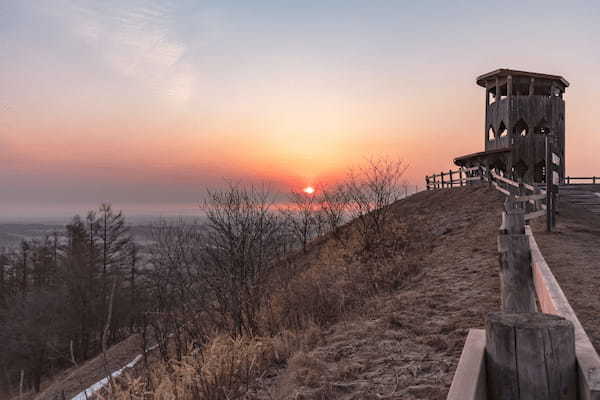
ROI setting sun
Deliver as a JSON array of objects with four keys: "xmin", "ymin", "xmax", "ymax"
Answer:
[{"xmin": 303, "ymin": 186, "xmax": 315, "ymax": 194}]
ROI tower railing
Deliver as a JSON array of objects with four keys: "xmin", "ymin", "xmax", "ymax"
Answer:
[{"xmin": 425, "ymin": 166, "xmax": 485, "ymax": 190}]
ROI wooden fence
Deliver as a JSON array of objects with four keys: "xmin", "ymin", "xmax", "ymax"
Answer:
[
  {"xmin": 565, "ymin": 176, "xmax": 600, "ymax": 184},
  {"xmin": 443, "ymin": 165, "xmax": 599, "ymax": 399},
  {"xmin": 447, "ymin": 198, "xmax": 600, "ymax": 400},
  {"xmin": 425, "ymin": 167, "xmax": 485, "ymax": 189},
  {"xmin": 488, "ymin": 171, "xmax": 547, "ymax": 222},
  {"xmin": 426, "ymin": 167, "xmax": 549, "ymax": 223}
]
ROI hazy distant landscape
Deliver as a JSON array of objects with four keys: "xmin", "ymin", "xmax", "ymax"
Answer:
[
  {"xmin": 0, "ymin": 209, "xmax": 211, "ymax": 251},
  {"xmin": 0, "ymin": 221, "xmax": 162, "ymax": 249},
  {"xmin": 4, "ymin": 1, "xmax": 600, "ymax": 399}
]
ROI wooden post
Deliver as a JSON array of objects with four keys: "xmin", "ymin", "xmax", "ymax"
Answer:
[
  {"xmin": 529, "ymin": 77, "xmax": 535, "ymax": 96},
  {"xmin": 495, "ymin": 77, "xmax": 500, "ymax": 102},
  {"xmin": 486, "ymin": 312, "xmax": 577, "ymax": 400},
  {"xmin": 425, "ymin": 176, "xmax": 430, "ymax": 190},
  {"xmin": 498, "ymin": 198, "xmax": 536, "ymax": 313},
  {"xmin": 552, "ymin": 189, "xmax": 558, "ymax": 228},
  {"xmin": 459, "ymin": 168, "xmax": 464, "ymax": 186},
  {"xmin": 449, "ymin": 169, "xmax": 454, "ymax": 188},
  {"xmin": 545, "ymin": 135, "xmax": 552, "ymax": 232},
  {"xmin": 594, "ymin": 176, "xmax": 597, "ymax": 185}
]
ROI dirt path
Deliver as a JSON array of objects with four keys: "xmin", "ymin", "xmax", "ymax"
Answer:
[
  {"xmin": 29, "ymin": 335, "xmax": 145, "ymax": 400},
  {"xmin": 530, "ymin": 196, "xmax": 600, "ymax": 352},
  {"xmin": 267, "ymin": 186, "xmax": 505, "ymax": 399}
]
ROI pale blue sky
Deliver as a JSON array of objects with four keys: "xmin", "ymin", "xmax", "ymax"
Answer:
[{"xmin": 1, "ymin": 1, "xmax": 599, "ymax": 217}]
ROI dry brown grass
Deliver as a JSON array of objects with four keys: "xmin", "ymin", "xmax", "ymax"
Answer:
[{"xmin": 69, "ymin": 186, "xmax": 504, "ymax": 400}]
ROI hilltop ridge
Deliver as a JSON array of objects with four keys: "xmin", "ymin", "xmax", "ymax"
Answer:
[{"xmin": 19, "ymin": 185, "xmax": 506, "ymax": 400}]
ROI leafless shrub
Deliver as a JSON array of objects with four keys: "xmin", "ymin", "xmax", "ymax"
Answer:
[
  {"xmin": 201, "ymin": 184, "xmax": 287, "ymax": 337},
  {"xmin": 318, "ymin": 184, "xmax": 350, "ymax": 243},
  {"xmin": 146, "ymin": 219, "xmax": 208, "ymax": 360},
  {"xmin": 281, "ymin": 189, "xmax": 322, "ymax": 253},
  {"xmin": 267, "ymin": 266, "xmax": 349, "ymax": 330},
  {"xmin": 345, "ymin": 157, "xmax": 408, "ymax": 250},
  {"xmin": 113, "ymin": 335, "xmax": 290, "ymax": 400},
  {"xmin": 287, "ymin": 350, "xmax": 331, "ymax": 388}
]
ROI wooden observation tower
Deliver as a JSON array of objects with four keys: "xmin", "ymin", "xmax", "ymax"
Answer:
[{"xmin": 454, "ymin": 69, "xmax": 569, "ymax": 184}]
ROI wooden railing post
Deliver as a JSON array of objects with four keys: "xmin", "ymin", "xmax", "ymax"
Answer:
[
  {"xmin": 459, "ymin": 168, "xmax": 464, "ymax": 186},
  {"xmin": 497, "ymin": 198, "xmax": 536, "ymax": 313},
  {"xmin": 449, "ymin": 169, "xmax": 454, "ymax": 188},
  {"xmin": 441, "ymin": 171, "xmax": 445, "ymax": 188},
  {"xmin": 486, "ymin": 196, "xmax": 577, "ymax": 400},
  {"xmin": 486, "ymin": 312, "xmax": 576, "ymax": 400}
]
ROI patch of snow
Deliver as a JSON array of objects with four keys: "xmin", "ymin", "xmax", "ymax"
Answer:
[{"xmin": 70, "ymin": 354, "xmax": 142, "ymax": 400}]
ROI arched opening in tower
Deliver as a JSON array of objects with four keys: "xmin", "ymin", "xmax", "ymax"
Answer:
[
  {"xmin": 498, "ymin": 121, "xmax": 508, "ymax": 137},
  {"xmin": 534, "ymin": 118, "xmax": 551, "ymax": 135},
  {"xmin": 513, "ymin": 119, "xmax": 528, "ymax": 137},
  {"xmin": 488, "ymin": 126, "xmax": 496, "ymax": 141}
]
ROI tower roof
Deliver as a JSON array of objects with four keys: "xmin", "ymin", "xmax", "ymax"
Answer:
[{"xmin": 476, "ymin": 69, "xmax": 569, "ymax": 88}]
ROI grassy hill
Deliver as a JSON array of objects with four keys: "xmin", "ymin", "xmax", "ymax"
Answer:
[{"xmin": 25, "ymin": 185, "xmax": 504, "ymax": 400}]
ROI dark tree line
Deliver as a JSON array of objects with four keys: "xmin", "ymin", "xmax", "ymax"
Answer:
[{"xmin": 0, "ymin": 204, "xmax": 139, "ymax": 394}]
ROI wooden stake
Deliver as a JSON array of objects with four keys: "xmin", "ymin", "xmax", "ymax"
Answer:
[
  {"xmin": 546, "ymin": 135, "xmax": 552, "ymax": 232},
  {"xmin": 498, "ymin": 198, "xmax": 536, "ymax": 313},
  {"xmin": 486, "ymin": 312, "xmax": 577, "ymax": 400}
]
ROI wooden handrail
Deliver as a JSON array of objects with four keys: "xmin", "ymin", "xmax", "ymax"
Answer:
[
  {"xmin": 490, "ymin": 171, "xmax": 520, "ymax": 188},
  {"xmin": 565, "ymin": 176, "xmax": 599, "ymax": 185},
  {"xmin": 425, "ymin": 168, "xmax": 484, "ymax": 190}
]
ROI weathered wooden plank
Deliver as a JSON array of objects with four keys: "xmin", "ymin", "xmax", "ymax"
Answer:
[
  {"xmin": 486, "ymin": 312, "xmax": 577, "ymax": 400},
  {"xmin": 491, "ymin": 171, "xmax": 520, "ymax": 188},
  {"xmin": 497, "ymin": 201, "xmax": 536, "ymax": 313},
  {"xmin": 492, "ymin": 182, "xmax": 511, "ymax": 196},
  {"xmin": 466, "ymin": 176, "xmax": 483, "ymax": 182},
  {"xmin": 447, "ymin": 329, "xmax": 487, "ymax": 400},
  {"xmin": 524, "ymin": 209, "xmax": 546, "ymax": 221},
  {"xmin": 527, "ymin": 226, "xmax": 600, "ymax": 400},
  {"xmin": 515, "ymin": 193, "xmax": 546, "ymax": 202},
  {"xmin": 522, "ymin": 182, "xmax": 537, "ymax": 192}
]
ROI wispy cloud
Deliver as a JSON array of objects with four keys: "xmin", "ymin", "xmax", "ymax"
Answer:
[{"xmin": 36, "ymin": 0, "xmax": 201, "ymax": 104}]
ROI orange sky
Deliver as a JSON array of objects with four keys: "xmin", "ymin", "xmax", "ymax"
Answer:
[{"xmin": 2, "ymin": 1, "xmax": 600, "ymax": 218}]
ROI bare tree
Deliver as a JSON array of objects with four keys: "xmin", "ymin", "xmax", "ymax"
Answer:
[
  {"xmin": 147, "ymin": 219, "xmax": 205, "ymax": 360},
  {"xmin": 318, "ymin": 184, "xmax": 349, "ymax": 241},
  {"xmin": 201, "ymin": 184, "xmax": 286, "ymax": 336},
  {"xmin": 282, "ymin": 189, "xmax": 320, "ymax": 253},
  {"xmin": 345, "ymin": 157, "xmax": 408, "ymax": 249}
]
